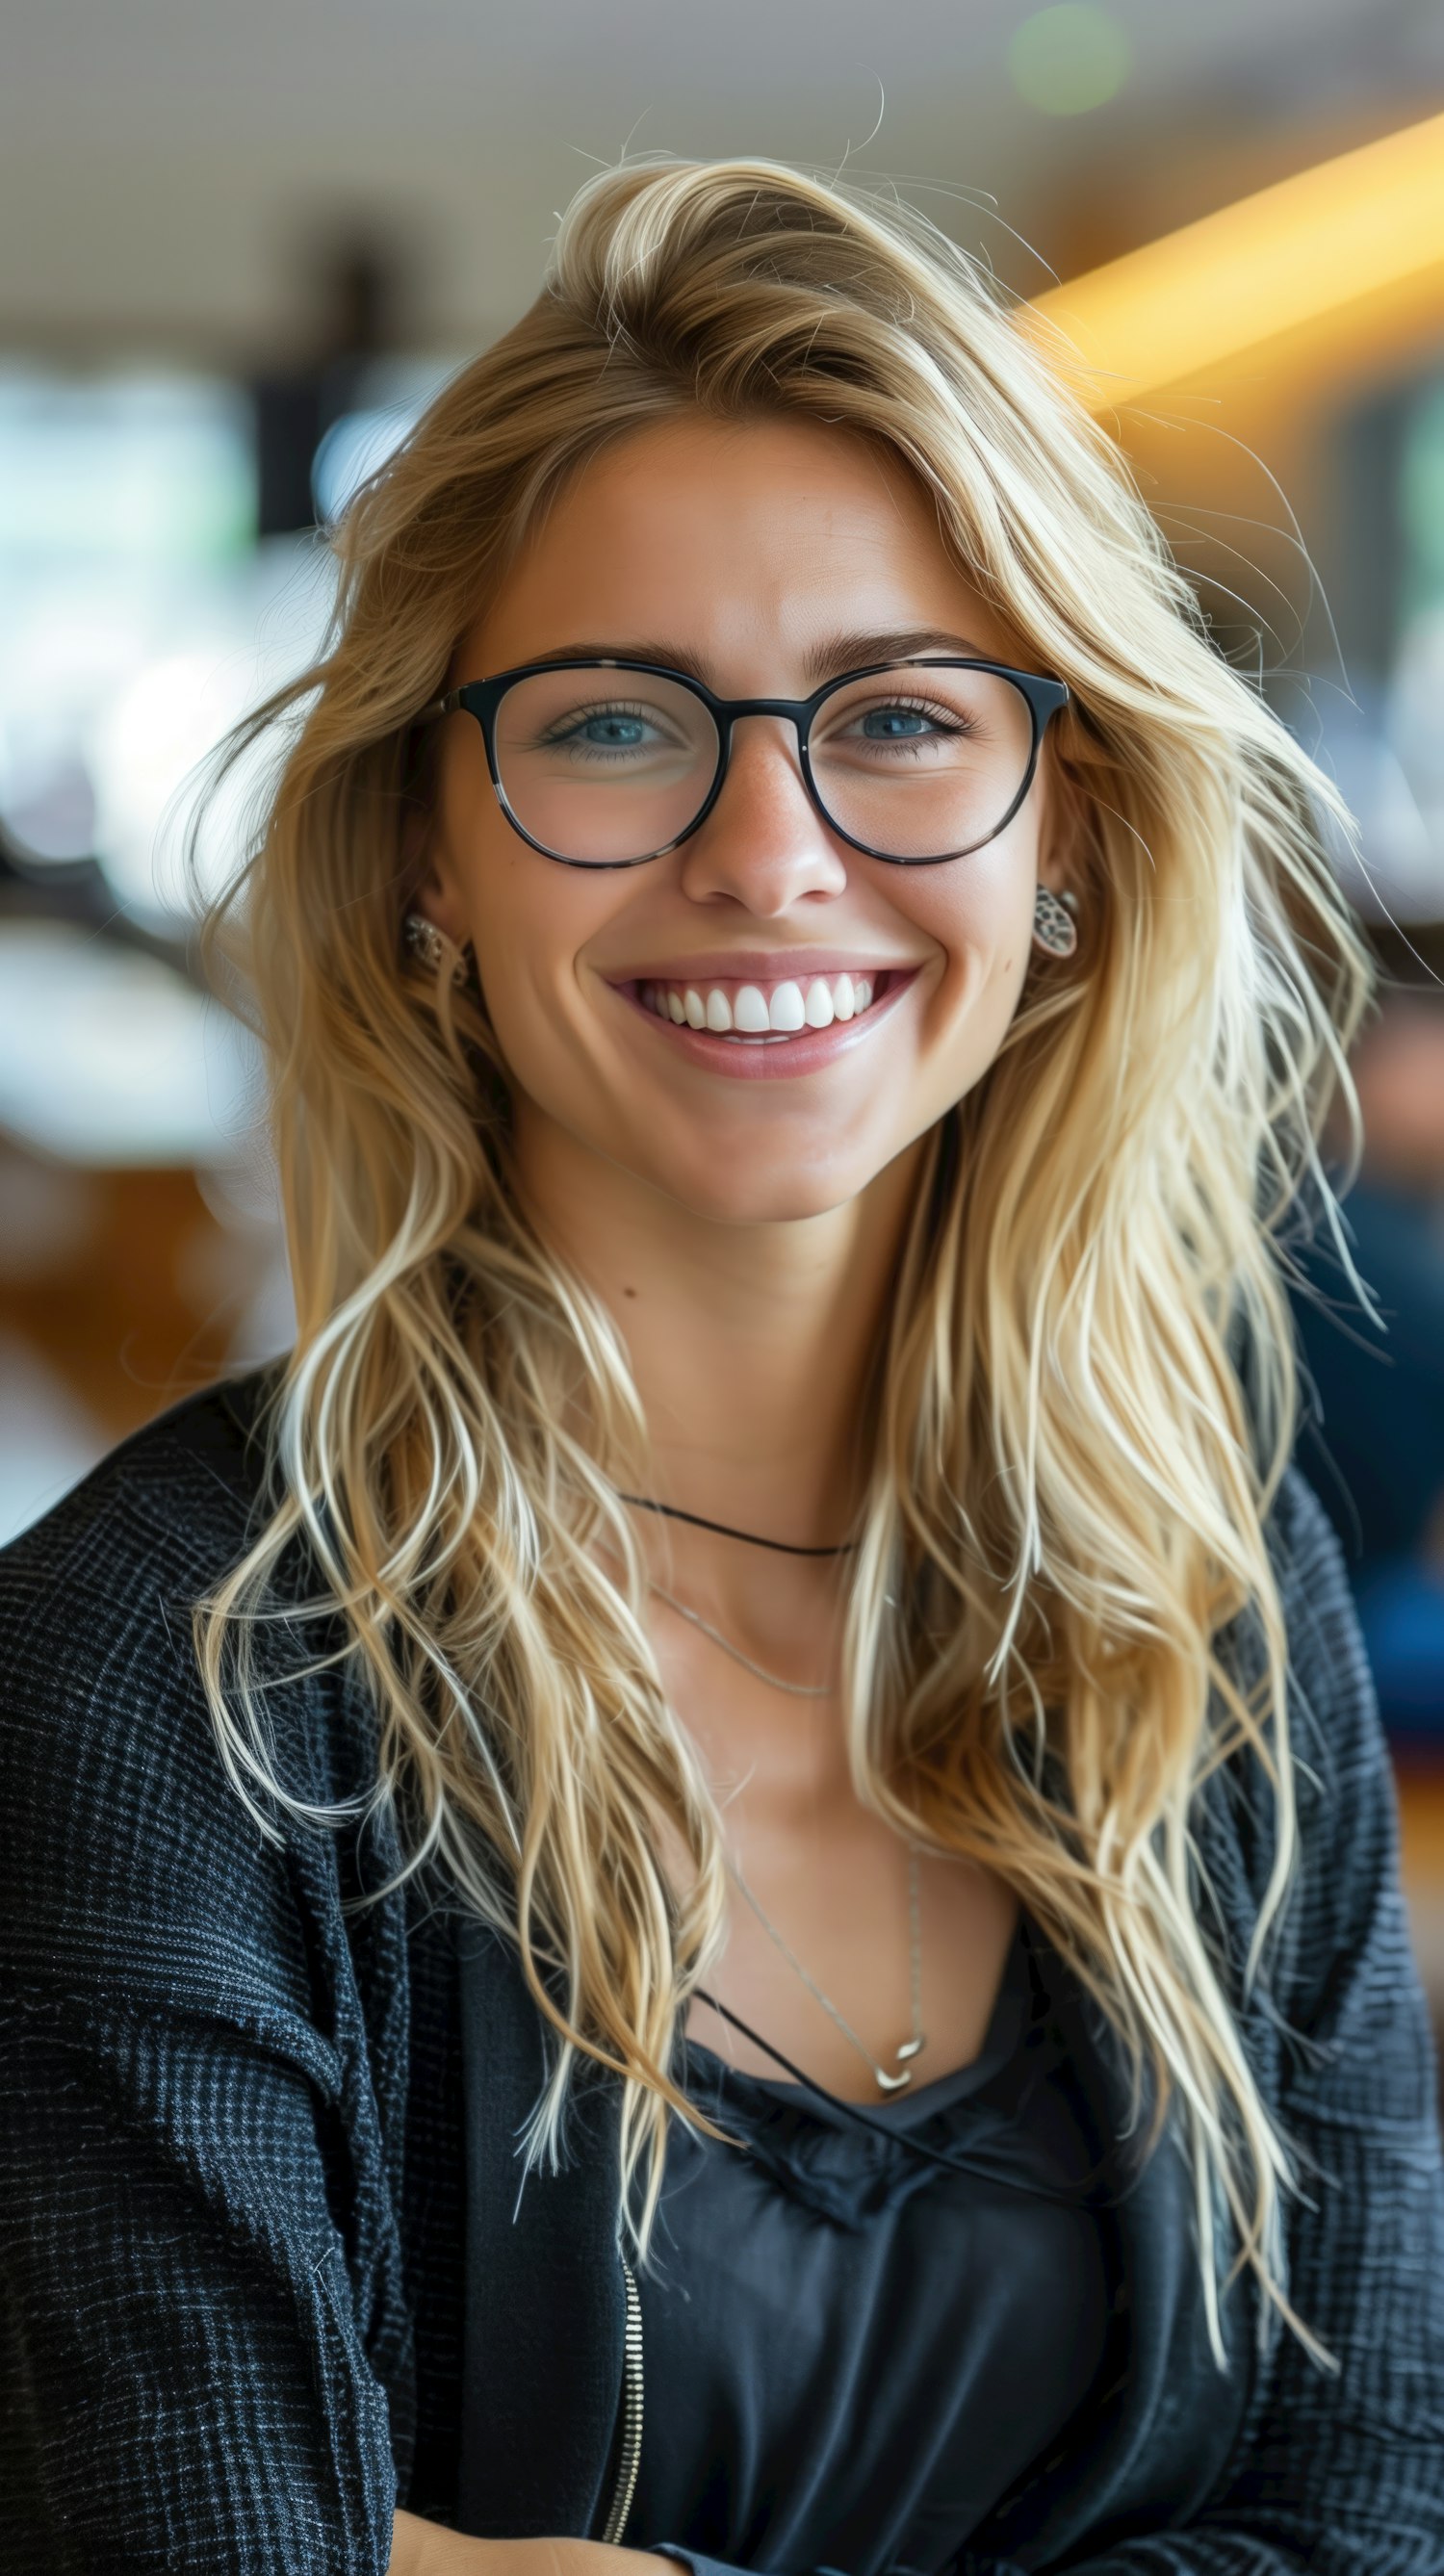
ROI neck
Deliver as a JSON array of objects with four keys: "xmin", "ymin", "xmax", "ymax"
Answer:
[{"xmin": 511, "ymin": 1102, "xmax": 928, "ymax": 1574}]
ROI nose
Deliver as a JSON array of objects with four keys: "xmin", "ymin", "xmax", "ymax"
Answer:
[{"xmin": 676, "ymin": 712, "xmax": 849, "ymax": 911}]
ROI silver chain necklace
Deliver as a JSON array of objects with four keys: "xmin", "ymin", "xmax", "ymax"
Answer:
[
  {"xmin": 646, "ymin": 1579, "xmax": 838, "ymax": 1696},
  {"xmin": 727, "ymin": 1842, "xmax": 927, "ymax": 2095},
  {"xmin": 645, "ymin": 1575, "xmax": 927, "ymax": 2091}
]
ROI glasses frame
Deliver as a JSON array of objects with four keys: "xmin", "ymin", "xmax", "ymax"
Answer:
[{"xmin": 416, "ymin": 655, "xmax": 1070, "ymax": 870}]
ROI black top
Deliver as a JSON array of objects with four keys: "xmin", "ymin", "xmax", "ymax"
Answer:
[
  {"xmin": 1, "ymin": 1374, "xmax": 1443, "ymax": 2572},
  {"xmin": 627, "ymin": 1912, "xmax": 1117, "ymax": 2576}
]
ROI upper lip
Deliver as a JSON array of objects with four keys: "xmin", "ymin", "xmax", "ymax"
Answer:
[{"xmin": 605, "ymin": 952, "xmax": 924, "ymax": 984}]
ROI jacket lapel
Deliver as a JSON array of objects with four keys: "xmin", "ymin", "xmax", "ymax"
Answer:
[{"xmin": 455, "ymin": 1919, "xmax": 626, "ymax": 2538}]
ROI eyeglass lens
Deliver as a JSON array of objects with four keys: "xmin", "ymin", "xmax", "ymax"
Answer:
[{"xmin": 490, "ymin": 664, "xmax": 1036, "ymax": 863}]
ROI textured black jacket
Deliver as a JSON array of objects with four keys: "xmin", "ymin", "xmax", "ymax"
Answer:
[{"xmin": 2, "ymin": 1374, "xmax": 1442, "ymax": 2574}]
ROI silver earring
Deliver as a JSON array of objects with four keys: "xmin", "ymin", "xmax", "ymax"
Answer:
[
  {"xmin": 403, "ymin": 912, "xmax": 469, "ymax": 985},
  {"xmin": 1032, "ymin": 886, "xmax": 1079, "ymax": 960}
]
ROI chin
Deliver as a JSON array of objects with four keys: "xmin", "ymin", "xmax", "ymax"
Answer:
[{"xmin": 643, "ymin": 1155, "xmax": 872, "ymax": 1226}]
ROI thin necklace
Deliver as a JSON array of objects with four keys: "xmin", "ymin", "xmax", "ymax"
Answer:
[
  {"xmin": 726, "ymin": 1842, "xmax": 927, "ymax": 2096},
  {"xmin": 647, "ymin": 1580, "xmax": 838, "ymax": 1697},
  {"xmin": 619, "ymin": 1494, "xmax": 860, "ymax": 1558}
]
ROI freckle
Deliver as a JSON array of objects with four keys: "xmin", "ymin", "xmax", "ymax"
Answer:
[{"xmin": 622, "ymin": 1286, "xmax": 638, "ymax": 1300}]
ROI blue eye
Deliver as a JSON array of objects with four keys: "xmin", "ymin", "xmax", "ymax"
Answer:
[
  {"xmin": 860, "ymin": 707, "xmax": 934, "ymax": 739},
  {"xmin": 573, "ymin": 712, "xmax": 648, "ymax": 747},
  {"xmin": 537, "ymin": 701, "xmax": 675, "ymax": 755}
]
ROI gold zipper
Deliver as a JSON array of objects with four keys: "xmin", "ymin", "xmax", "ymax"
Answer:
[{"xmin": 600, "ymin": 2252, "xmax": 644, "ymax": 2545}]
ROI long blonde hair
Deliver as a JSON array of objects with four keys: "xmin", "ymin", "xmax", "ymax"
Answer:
[{"xmin": 194, "ymin": 153, "xmax": 1378, "ymax": 2378}]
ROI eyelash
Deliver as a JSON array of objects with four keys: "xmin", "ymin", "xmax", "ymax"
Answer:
[
  {"xmin": 849, "ymin": 695, "xmax": 969, "ymax": 733},
  {"xmin": 538, "ymin": 700, "xmax": 667, "ymax": 744},
  {"xmin": 538, "ymin": 694, "xmax": 974, "ymax": 743}
]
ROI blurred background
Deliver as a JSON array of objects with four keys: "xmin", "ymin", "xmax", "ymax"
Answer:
[{"xmin": 2, "ymin": 3, "xmax": 1442, "ymax": 2038}]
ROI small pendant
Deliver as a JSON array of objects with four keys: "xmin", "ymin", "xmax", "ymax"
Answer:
[
  {"xmin": 894, "ymin": 2035, "xmax": 925, "ymax": 2063},
  {"xmin": 875, "ymin": 2064, "xmax": 912, "ymax": 2094}
]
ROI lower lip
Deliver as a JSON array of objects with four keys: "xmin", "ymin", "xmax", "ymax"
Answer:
[{"xmin": 608, "ymin": 968, "xmax": 920, "ymax": 1080}]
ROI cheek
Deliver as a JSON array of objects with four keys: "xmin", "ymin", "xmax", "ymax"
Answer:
[
  {"xmin": 470, "ymin": 872, "xmax": 576, "ymax": 1043},
  {"xmin": 900, "ymin": 840, "xmax": 1037, "ymax": 999},
  {"xmin": 455, "ymin": 830, "xmax": 623, "ymax": 1095}
]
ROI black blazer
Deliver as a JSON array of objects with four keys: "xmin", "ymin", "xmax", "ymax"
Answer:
[{"xmin": 2, "ymin": 1374, "xmax": 1442, "ymax": 2573}]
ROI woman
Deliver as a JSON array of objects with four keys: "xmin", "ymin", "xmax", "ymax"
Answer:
[{"xmin": 3, "ymin": 157, "xmax": 1441, "ymax": 2576}]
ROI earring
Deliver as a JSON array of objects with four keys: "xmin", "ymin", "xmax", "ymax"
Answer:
[
  {"xmin": 1032, "ymin": 886, "xmax": 1079, "ymax": 960},
  {"xmin": 403, "ymin": 912, "xmax": 470, "ymax": 986}
]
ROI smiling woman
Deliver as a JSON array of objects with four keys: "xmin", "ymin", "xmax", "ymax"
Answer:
[
  {"xmin": 2, "ymin": 154, "xmax": 1441, "ymax": 2576},
  {"xmin": 406, "ymin": 415, "xmax": 1077, "ymax": 1193}
]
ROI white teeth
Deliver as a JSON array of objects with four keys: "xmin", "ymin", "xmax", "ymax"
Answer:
[
  {"xmin": 639, "ymin": 971, "xmax": 890, "ymax": 1037},
  {"xmin": 768, "ymin": 980, "xmax": 807, "ymax": 1031}
]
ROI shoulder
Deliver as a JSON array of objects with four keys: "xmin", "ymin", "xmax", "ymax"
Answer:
[
  {"xmin": 1263, "ymin": 1460, "xmax": 1389, "ymax": 1907},
  {"xmin": 0, "ymin": 1369, "xmax": 375, "ymax": 2005},
  {"xmin": 1206, "ymin": 1458, "xmax": 1416, "ymax": 2034},
  {"xmin": 1, "ymin": 1365, "xmax": 277, "ymax": 1605},
  {"xmin": 1260, "ymin": 1457, "xmax": 1384, "ymax": 1803},
  {"xmin": 0, "ymin": 1369, "xmax": 287, "ymax": 1805},
  {"xmin": 1202, "ymin": 1457, "xmax": 1380, "ymax": 1791}
]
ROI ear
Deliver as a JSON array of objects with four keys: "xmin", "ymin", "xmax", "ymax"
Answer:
[
  {"xmin": 407, "ymin": 849, "xmax": 472, "ymax": 947},
  {"xmin": 1034, "ymin": 741, "xmax": 1089, "ymax": 901},
  {"xmin": 401, "ymin": 755, "xmax": 473, "ymax": 948}
]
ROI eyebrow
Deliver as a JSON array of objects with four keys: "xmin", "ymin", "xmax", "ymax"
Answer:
[{"xmin": 512, "ymin": 628, "xmax": 996, "ymax": 690}]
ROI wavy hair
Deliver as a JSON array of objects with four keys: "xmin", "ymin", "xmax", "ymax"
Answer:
[{"xmin": 193, "ymin": 153, "xmax": 1378, "ymax": 2377}]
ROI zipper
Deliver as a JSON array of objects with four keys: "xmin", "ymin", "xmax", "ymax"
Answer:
[{"xmin": 600, "ymin": 2252, "xmax": 644, "ymax": 2545}]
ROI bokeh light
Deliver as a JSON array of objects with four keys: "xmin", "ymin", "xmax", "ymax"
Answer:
[{"xmin": 1008, "ymin": 5, "xmax": 1131, "ymax": 117}]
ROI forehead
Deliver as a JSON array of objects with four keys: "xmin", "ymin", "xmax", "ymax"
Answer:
[{"xmin": 466, "ymin": 411, "xmax": 1011, "ymax": 673}]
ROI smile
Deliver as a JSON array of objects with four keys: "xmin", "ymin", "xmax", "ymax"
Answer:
[
  {"xmin": 609, "ymin": 966, "xmax": 920, "ymax": 1079},
  {"xmin": 646, "ymin": 966, "xmax": 885, "ymax": 1033}
]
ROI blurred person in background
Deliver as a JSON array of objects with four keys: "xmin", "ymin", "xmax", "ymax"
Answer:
[
  {"xmin": 2, "ymin": 155, "xmax": 1442, "ymax": 2576},
  {"xmin": 1292, "ymin": 986, "xmax": 1444, "ymax": 1741}
]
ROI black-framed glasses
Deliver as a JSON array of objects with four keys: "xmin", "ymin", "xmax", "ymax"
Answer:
[{"xmin": 416, "ymin": 656, "xmax": 1069, "ymax": 869}]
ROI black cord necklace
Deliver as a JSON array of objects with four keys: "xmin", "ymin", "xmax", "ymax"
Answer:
[{"xmin": 617, "ymin": 1494, "xmax": 860, "ymax": 1558}]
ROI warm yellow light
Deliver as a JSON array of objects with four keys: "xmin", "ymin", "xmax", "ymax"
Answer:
[{"xmin": 1027, "ymin": 109, "xmax": 1444, "ymax": 405}]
